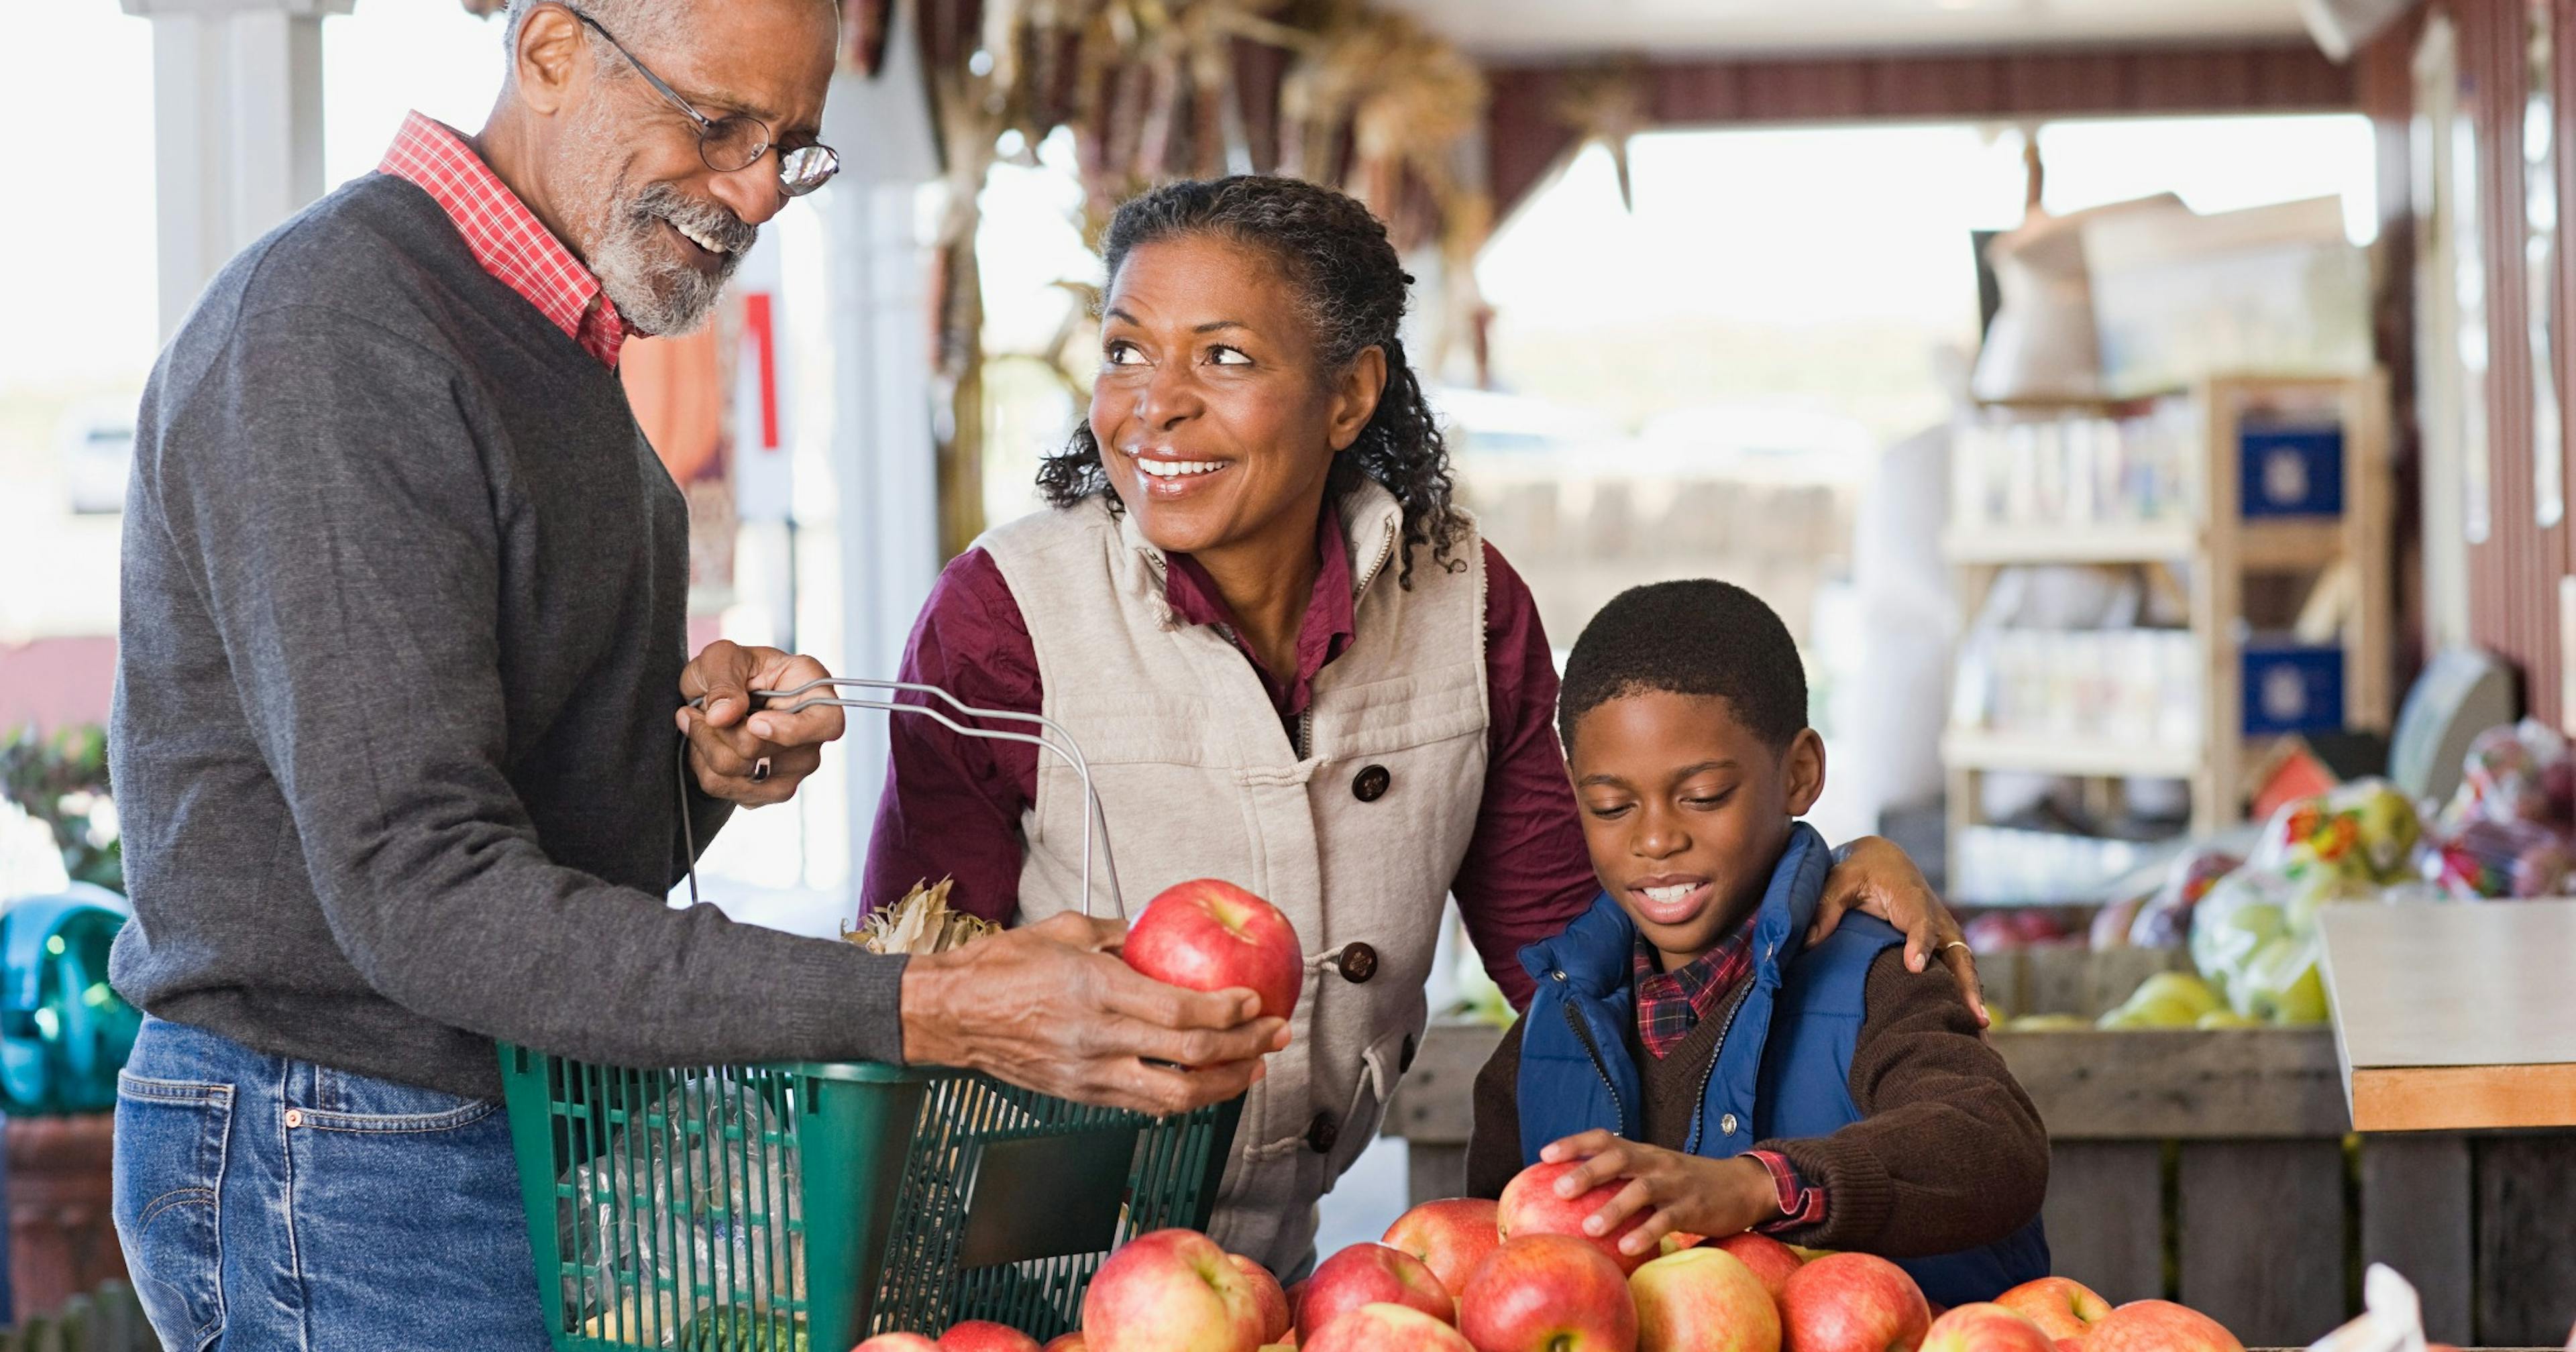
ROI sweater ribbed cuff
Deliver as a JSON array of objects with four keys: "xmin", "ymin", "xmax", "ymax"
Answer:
[
  {"xmin": 769, "ymin": 942, "xmax": 912, "ymax": 1066},
  {"xmin": 1768, "ymin": 1133, "xmax": 1894, "ymax": 1251}
]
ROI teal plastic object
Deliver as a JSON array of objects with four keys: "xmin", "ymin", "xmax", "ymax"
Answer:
[
  {"xmin": 1, "ymin": 885, "xmax": 144, "ymax": 1114},
  {"xmin": 500, "ymin": 1046, "xmax": 1243, "ymax": 1349}
]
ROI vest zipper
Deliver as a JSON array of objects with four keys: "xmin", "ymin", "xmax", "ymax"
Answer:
[
  {"xmin": 1354, "ymin": 516, "xmax": 1401, "ymax": 596},
  {"xmin": 1562, "ymin": 1001, "xmax": 1631, "ymax": 1136},
  {"xmin": 1685, "ymin": 980, "xmax": 1756, "ymax": 1155}
]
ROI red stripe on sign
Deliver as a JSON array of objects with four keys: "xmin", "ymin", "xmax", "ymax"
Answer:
[{"xmin": 744, "ymin": 292, "xmax": 780, "ymax": 450}]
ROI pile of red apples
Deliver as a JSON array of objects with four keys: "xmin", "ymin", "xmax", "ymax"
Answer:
[{"xmin": 852, "ymin": 1161, "xmax": 2250, "ymax": 1352}]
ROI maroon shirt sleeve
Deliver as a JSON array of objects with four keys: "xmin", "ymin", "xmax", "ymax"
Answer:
[
  {"xmin": 1450, "ymin": 543, "xmax": 1598, "ymax": 1011},
  {"xmin": 859, "ymin": 547, "xmax": 1042, "ymax": 923}
]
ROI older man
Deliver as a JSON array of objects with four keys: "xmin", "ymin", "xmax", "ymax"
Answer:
[{"xmin": 105, "ymin": 1, "xmax": 1280, "ymax": 1345}]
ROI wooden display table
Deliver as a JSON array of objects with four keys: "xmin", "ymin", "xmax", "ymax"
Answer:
[{"xmin": 2318, "ymin": 900, "xmax": 2576, "ymax": 1131}]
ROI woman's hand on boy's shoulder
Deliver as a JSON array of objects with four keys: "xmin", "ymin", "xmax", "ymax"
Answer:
[
  {"xmin": 1537, "ymin": 1130, "xmax": 1782, "ymax": 1258},
  {"xmin": 1810, "ymin": 835, "xmax": 1989, "ymax": 1027}
]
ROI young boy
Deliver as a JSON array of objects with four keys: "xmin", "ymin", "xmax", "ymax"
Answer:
[{"xmin": 1467, "ymin": 580, "xmax": 2049, "ymax": 1305}]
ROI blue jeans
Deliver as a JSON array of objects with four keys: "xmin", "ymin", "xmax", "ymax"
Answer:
[{"xmin": 111, "ymin": 1017, "xmax": 553, "ymax": 1351}]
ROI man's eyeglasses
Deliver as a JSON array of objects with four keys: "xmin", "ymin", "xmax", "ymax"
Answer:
[{"xmin": 568, "ymin": 7, "xmax": 840, "ymax": 198}]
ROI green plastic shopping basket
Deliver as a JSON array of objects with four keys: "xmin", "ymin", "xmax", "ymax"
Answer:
[{"xmin": 503, "ymin": 679, "xmax": 1244, "ymax": 1351}]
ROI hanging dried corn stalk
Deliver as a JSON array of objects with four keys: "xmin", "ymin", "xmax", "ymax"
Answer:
[
  {"xmin": 846, "ymin": 877, "xmax": 1001, "ymax": 954},
  {"xmin": 1552, "ymin": 62, "xmax": 1652, "ymax": 214}
]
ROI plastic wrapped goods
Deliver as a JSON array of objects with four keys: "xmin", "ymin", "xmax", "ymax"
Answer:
[
  {"xmin": 2128, "ymin": 847, "xmax": 2243, "ymax": 949},
  {"xmin": 2432, "ymin": 816, "xmax": 2575, "ymax": 899},
  {"xmin": 2440, "ymin": 718, "xmax": 2576, "ymax": 831},
  {"xmin": 2250, "ymin": 780, "xmax": 2422, "ymax": 885}
]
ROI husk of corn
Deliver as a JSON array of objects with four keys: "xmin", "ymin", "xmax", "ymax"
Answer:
[{"xmin": 845, "ymin": 877, "xmax": 1000, "ymax": 956}]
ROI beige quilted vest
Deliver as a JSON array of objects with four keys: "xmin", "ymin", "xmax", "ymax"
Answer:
[{"xmin": 979, "ymin": 481, "xmax": 1490, "ymax": 1275}]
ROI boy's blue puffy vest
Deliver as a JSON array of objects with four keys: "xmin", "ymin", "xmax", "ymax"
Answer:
[{"xmin": 1514, "ymin": 824, "xmax": 2048, "ymax": 1306}]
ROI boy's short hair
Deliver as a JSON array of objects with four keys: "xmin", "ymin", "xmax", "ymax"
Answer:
[{"xmin": 1558, "ymin": 579, "xmax": 1809, "ymax": 752}]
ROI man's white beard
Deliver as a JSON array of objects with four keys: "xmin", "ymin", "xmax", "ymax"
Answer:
[{"xmin": 559, "ymin": 104, "xmax": 754, "ymax": 336}]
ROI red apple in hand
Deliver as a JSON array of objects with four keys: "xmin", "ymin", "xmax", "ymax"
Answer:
[
  {"xmin": 1384, "ymin": 1198, "xmax": 1503, "ymax": 1309},
  {"xmin": 1921, "ymin": 1305, "xmax": 2054, "ymax": 1352},
  {"xmin": 2074, "ymin": 1302, "xmax": 2243, "ymax": 1352},
  {"xmin": 1711, "ymin": 1234, "xmax": 1803, "ymax": 1299},
  {"xmin": 941, "ymin": 1323, "xmax": 1042, "ymax": 1352},
  {"xmin": 1779, "ymin": 1253, "xmax": 1930, "ymax": 1352},
  {"xmin": 1300, "ymin": 1243, "xmax": 1454, "ymax": 1335},
  {"xmin": 1458, "ymin": 1234, "xmax": 1640, "ymax": 1352},
  {"xmin": 1081, "ymin": 1229, "xmax": 1266, "ymax": 1352},
  {"xmin": 1631, "ymin": 1246, "xmax": 1780, "ymax": 1352},
  {"xmin": 1230, "ymin": 1255, "xmax": 1294, "ymax": 1345},
  {"xmin": 1040, "ymin": 1336, "xmax": 1086, "ymax": 1352},
  {"xmin": 1499, "ymin": 1160, "xmax": 1652, "ymax": 1274},
  {"xmin": 853, "ymin": 1337, "xmax": 941, "ymax": 1351},
  {"xmin": 1122, "ymin": 880, "xmax": 1305, "ymax": 1022},
  {"xmin": 1994, "ymin": 1279, "xmax": 2110, "ymax": 1343},
  {"xmin": 1306, "ymin": 1304, "xmax": 1477, "ymax": 1352}
]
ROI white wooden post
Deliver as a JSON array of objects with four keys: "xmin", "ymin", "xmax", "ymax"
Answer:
[
  {"xmin": 121, "ymin": 0, "xmax": 353, "ymax": 341},
  {"xmin": 818, "ymin": 8, "xmax": 943, "ymax": 898}
]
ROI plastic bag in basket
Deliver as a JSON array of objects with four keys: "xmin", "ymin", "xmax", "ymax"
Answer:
[{"xmin": 564, "ymin": 1073, "xmax": 806, "ymax": 1347}]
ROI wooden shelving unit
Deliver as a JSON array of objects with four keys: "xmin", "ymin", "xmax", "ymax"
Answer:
[{"xmin": 1943, "ymin": 373, "xmax": 2394, "ymax": 899}]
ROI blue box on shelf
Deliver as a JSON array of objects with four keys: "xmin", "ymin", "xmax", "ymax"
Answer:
[
  {"xmin": 2243, "ymin": 642, "xmax": 2345, "ymax": 735},
  {"xmin": 2239, "ymin": 421, "xmax": 2345, "ymax": 518}
]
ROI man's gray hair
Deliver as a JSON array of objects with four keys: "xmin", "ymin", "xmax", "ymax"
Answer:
[{"xmin": 501, "ymin": 0, "xmax": 683, "ymax": 60}]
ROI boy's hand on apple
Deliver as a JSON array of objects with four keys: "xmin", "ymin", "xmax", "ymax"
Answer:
[{"xmin": 1538, "ymin": 1130, "xmax": 1782, "ymax": 1256}]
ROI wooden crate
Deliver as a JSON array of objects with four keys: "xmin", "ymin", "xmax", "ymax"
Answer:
[{"xmin": 1389, "ymin": 1018, "xmax": 2576, "ymax": 1347}]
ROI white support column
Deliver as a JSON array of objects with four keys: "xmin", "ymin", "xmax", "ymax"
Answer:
[
  {"xmin": 122, "ymin": 0, "xmax": 353, "ymax": 339},
  {"xmin": 818, "ymin": 3, "xmax": 943, "ymax": 897}
]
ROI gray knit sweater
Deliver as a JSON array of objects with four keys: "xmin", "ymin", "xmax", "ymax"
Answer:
[{"xmin": 109, "ymin": 172, "xmax": 907, "ymax": 1099}]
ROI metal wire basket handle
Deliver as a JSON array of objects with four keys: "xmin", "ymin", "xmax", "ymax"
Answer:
[{"xmin": 677, "ymin": 677, "xmax": 1126, "ymax": 921}]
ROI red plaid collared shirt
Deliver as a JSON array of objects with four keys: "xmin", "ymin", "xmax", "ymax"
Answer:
[
  {"xmin": 1633, "ymin": 929, "xmax": 1754, "ymax": 1060},
  {"xmin": 378, "ymin": 111, "xmax": 629, "ymax": 368}
]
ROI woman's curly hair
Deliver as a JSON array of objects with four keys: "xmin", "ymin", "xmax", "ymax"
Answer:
[{"xmin": 1036, "ymin": 175, "xmax": 1463, "ymax": 588}]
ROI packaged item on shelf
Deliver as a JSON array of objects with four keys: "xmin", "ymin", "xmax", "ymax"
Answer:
[
  {"xmin": 1951, "ymin": 400, "xmax": 2196, "ymax": 532},
  {"xmin": 1953, "ymin": 626, "xmax": 2200, "ymax": 747},
  {"xmin": 2127, "ymin": 846, "xmax": 2243, "ymax": 949}
]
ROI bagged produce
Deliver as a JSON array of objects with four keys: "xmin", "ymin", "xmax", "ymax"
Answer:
[
  {"xmin": 2127, "ymin": 847, "xmax": 2242, "ymax": 949},
  {"xmin": 2188, "ymin": 864, "xmax": 2359, "ymax": 1021},
  {"xmin": 2231, "ymin": 932, "xmax": 2330, "ymax": 1023},
  {"xmin": 2250, "ymin": 779, "xmax": 2422, "ymax": 885},
  {"xmin": 2439, "ymin": 718, "xmax": 2576, "ymax": 830},
  {"xmin": 2431, "ymin": 815, "xmax": 2575, "ymax": 899},
  {"xmin": 564, "ymin": 1072, "xmax": 805, "ymax": 1347}
]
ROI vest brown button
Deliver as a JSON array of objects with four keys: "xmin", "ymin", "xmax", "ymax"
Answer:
[
  {"xmin": 1306, "ymin": 1112, "xmax": 1339, "ymax": 1153},
  {"xmin": 1337, "ymin": 942, "xmax": 1379, "ymax": 984},
  {"xmin": 1352, "ymin": 765, "xmax": 1392, "ymax": 802}
]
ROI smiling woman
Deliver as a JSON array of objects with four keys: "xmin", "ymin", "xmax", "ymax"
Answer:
[{"xmin": 863, "ymin": 174, "xmax": 1977, "ymax": 1278}]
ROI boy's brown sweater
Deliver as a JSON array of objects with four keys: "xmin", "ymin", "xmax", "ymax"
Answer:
[{"xmin": 1464, "ymin": 948, "xmax": 2049, "ymax": 1257}]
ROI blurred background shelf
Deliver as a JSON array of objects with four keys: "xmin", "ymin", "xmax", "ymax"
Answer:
[
  {"xmin": 1942, "ymin": 373, "xmax": 2394, "ymax": 902},
  {"xmin": 1941, "ymin": 729, "xmax": 2205, "ymax": 779}
]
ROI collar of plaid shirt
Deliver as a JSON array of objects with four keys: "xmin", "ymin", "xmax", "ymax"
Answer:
[
  {"xmin": 378, "ymin": 111, "xmax": 630, "ymax": 369},
  {"xmin": 1633, "ymin": 923, "xmax": 1756, "ymax": 1060}
]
